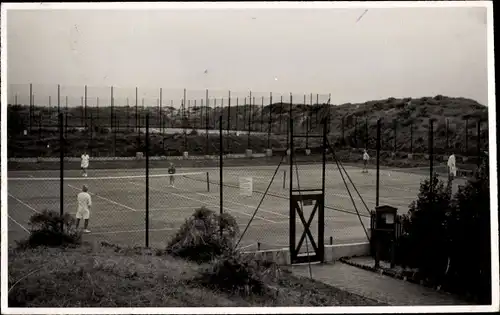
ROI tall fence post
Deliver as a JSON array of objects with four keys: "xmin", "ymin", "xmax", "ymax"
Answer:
[
  {"xmin": 84, "ymin": 85, "xmax": 88, "ymax": 129},
  {"xmin": 445, "ymin": 118, "xmax": 449, "ymax": 151},
  {"xmin": 247, "ymin": 92, "xmax": 252, "ymax": 148},
  {"xmin": 57, "ymin": 84, "xmax": 61, "ymax": 114},
  {"xmin": 89, "ymin": 114, "xmax": 93, "ymax": 156},
  {"xmin": 235, "ymin": 97, "xmax": 239, "ymax": 132},
  {"xmin": 219, "ymin": 115, "xmax": 224, "ymax": 238},
  {"xmin": 80, "ymin": 96, "xmax": 84, "ymax": 127},
  {"xmin": 309, "ymin": 93, "xmax": 313, "ymax": 129},
  {"xmin": 268, "ymin": 92, "xmax": 272, "ymax": 148},
  {"xmin": 279, "ymin": 95, "xmax": 283, "ymax": 134},
  {"xmin": 315, "ymin": 94, "xmax": 319, "ymax": 126},
  {"xmin": 205, "ymin": 89, "xmax": 209, "ymax": 155},
  {"xmin": 159, "ymin": 88, "xmax": 163, "ymax": 133},
  {"xmin": 364, "ymin": 118, "xmax": 368, "ymax": 149},
  {"xmin": 243, "ymin": 97, "xmax": 247, "ymax": 131},
  {"xmin": 287, "ymin": 93, "xmax": 293, "ymax": 155},
  {"xmin": 135, "ymin": 87, "xmax": 139, "ymax": 132},
  {"xmin": 260, "ymin": 96, "xmax": 264, "ymax": 132},
  {"xmin": 341, "ymin": 116, "xmax": 345, "ymax": 146},
  {"xmin": 228, "ymin": 91, "xmax": 231, "ymax": 134},
  {"xmin": 114, "ymin": 115, "xmax": 117, "ymax": 157},
  {"xmin": 393, "ymin": 119, "xmax": 397, "ymax": 153},
  {"xmin": 110, "ymin": 86, "xmax": 114, "ymax": 130},
  {"xmin": 410, "ymin": 122, "xmax": 413, "ymax": 154},
  {"xmin": 97, "ymin": 97, "xmax": 100, "ymax": 124},
  {"xmin": 59, "ymin": 113, "xmax": 64, "ymax": 232},
  {"xmin": 145, "ymin": 114, "xmax": 150, "ymax": 248},
  {"xmin": 305, "ymin": 115, "xmax": 309, "ymax": 149},
  {"xmin": 354, "ymin": 116, "xmax": 358, "ymax": 148},
  {"xmin": 465, "ymin": 118, "xmax": 469, "ymax": 155},
  {"xmin": 29, "ymin": 83, "xmax": 33, "ymax": 133},
  {"xmin": 376, "ymin": 118, "xmax": 381, "ymax": 207},
  {"xmin": 183, "ymin": 89, "xmax": 187, "ymax": 153}
]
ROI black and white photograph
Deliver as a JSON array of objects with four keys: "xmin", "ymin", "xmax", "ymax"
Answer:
[{"xmin": 1, "ymin": 2, "xmax": 497, "ymax": 313}]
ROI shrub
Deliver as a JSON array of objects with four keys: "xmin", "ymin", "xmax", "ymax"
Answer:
[
  {"xmin": 17, "ymin": 210, "xmax": 81, "ymax": 249},
  {"xmin": 198, "ymin": 252, "xmax": 280, "ymax": 296},
  {"xmin": 396, "ymin": 174, "xmax": 452, "ymax": 282},
  {"xmin": 166, "ymin": 207, "xmax": 240, "ymax": 263},
  {"xmin": 445, "ymin": 154, "xmax": 491, "ymax": 303}
]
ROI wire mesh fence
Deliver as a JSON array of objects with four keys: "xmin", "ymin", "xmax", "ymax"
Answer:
[{"xmin": 7, "ymin": 84, "xmax": 489, "ymax": 253}]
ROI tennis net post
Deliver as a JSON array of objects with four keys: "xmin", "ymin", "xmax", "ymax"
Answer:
[{"xmin": 206, "ymin": 171, "xmax": 210, "ymax": 192}]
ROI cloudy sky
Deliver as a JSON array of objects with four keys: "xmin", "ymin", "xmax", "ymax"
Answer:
[{"xmin": 7, "ymin": 4, "xmax": 490, "ymax": 107}]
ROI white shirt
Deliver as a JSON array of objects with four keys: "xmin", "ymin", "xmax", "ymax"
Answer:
[
  {"xmin": 363, "ymin": 152, "xmax": 370, "ymax": 161},
  {"xmin": 81, "ymin": 154, "xmax": 90, "ymax": 167},
  {"xmin": 77, "ymin": 192, "xmax": 92, "ymax": 212},
  {"xmin": 447, "ymin": 154, "xmax": 456, "ymax": 168}
]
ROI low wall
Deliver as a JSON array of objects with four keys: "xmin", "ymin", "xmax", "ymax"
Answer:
[{"xmin": 241, "ymin": 242, "xmax": 370, "ymax": 266}]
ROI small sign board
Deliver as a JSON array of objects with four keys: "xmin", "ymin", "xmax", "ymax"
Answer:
[
  {"xmin": 383, "ymin": 213, "xmax": 394, "ymax": 224},
  {"xmin": 239, "ymin": 177, "xmax": 253, "ymax": 196}
]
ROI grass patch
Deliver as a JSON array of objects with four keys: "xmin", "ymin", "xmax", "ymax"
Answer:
[{"xmin": 8, "ymin": 242, "xmax": 384, "ymax": 307}]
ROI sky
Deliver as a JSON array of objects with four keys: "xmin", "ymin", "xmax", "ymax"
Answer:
[{"xmin": 6, "ymin": 4, "xmax": 490, "ymax": 107}]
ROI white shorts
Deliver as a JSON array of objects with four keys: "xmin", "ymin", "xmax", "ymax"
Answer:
[
  {"xmin": 76, "ymin": 208, "xmax": 90, "ymax": 220},
  {"xmin": 81, "ymin": 165, "xmax": 88, "ymax": 169}
]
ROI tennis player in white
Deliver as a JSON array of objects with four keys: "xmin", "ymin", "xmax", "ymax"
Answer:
[
  {"xmin": 362, "ymin": 149, "xmax": 370, "ymax": 173},
  {"xmin": 75, "ymin": 184, "xmax": 92, "ymax": 233},
  {"xmin": 81, "ymin": 151, "xmax": 90, "ymax": 177},
  {"xmin": 447, "ymin": 152, "xmax": 457, "ymax": 181}
]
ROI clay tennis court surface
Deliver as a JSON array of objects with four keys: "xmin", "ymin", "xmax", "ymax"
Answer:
[{"xmin": 7, "ymin": 164, "xmax": 463, "ymax": 250}]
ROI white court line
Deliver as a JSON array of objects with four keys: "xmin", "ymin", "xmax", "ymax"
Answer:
[
  {"xmin": 226, "ymin": 172, "xmax": 272, "ymax": 180},
  {"xmin": 129, "ymin": 181, "xmax": 278, "ymax": 224},
  {"xmin": 8, "ymin": 215, "xmax": 30, "ymax": 233},
  {"xmin": 67, "ymin": 184, "xmax": 139, "ymax": 212},
  {"xmin": 8, "ymin": 194, "xmax": 40, "ymax": 213},
  {"xmin": 171, "ymin": 180, "xmax": 289, "ymax": 218},
  {"xmin": 90, "ymin": 227, "xmax": 177, "ymax": 235},
  {"xmin": 90, "ymin": 221, "xmax": 289, "ymax": 236}
]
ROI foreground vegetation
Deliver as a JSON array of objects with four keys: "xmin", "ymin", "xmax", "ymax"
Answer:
[
  {"xmin": 393, "ymin": 153, "xmax": 491, "ymax": 304},
  {"xmin": 9, "ymin": 208, "xmax": 383, "ymax": 307}
]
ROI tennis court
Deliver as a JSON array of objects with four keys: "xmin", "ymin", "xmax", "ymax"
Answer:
[{"xmin": 7, "ymin": 163, "xmax": 463, "ymax": 250}]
